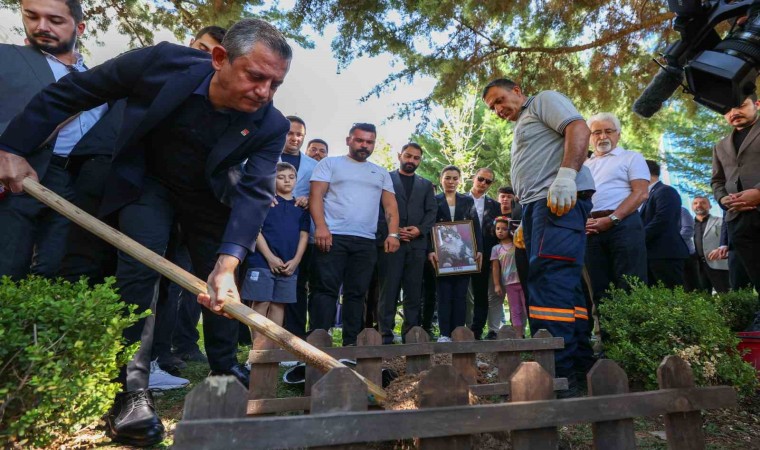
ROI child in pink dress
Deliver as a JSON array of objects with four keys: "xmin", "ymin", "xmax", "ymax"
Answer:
[{"xmin": 490, "ymin": 216, "xmax": 527, "ymax": 337}]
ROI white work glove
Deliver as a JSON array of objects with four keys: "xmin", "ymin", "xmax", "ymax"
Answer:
[{"xmin": 547, "ymin": 167, "xmax": 577, "ymax": 216}]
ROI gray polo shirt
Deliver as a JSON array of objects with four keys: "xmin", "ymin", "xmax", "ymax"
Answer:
[{"xmin": 510, "ymin": 90, "xmax": 595, "ymax": 204}]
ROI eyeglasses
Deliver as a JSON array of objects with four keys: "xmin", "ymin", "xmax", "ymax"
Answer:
[
  {"xmin": 591, "ymin": 129, "xmax": 618, "ymax": 137},
  {"xmin": 477, "ymin": 176, "xmax": 494, "ymax": 185}
]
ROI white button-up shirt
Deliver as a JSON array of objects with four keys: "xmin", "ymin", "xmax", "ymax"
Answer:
[{"xmin": 584, "ymin": 146, "xmax": 650, "ymax": 212}]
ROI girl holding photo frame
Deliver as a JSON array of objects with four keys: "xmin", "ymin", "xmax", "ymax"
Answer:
[{"xmin": 428, "ymin": 165, "xmax": 483, "ymax": 342}]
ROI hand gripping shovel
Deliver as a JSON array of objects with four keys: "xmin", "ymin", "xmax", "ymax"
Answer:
[{"xmin": 21, "ymin": 177, "xmax": 386, "ymax": 404}]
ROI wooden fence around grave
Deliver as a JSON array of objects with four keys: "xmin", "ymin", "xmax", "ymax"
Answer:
[
  {"xmin": 247, "ymin": 325, "xmax": 568, "ymax": 414},
  {"xmin": 174, "ymin": 356, "xmax": 738, "ymax": 450}
]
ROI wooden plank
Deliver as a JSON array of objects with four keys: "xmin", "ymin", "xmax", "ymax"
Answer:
[
  {"xmin": 305, "ymin": 330, "xmax": 333, "ymax": 397},
  {"xmin": 248, "ymin": 335, "xmax": 279, "ymax": 409},
  {"xmin": 172, "ymin": 386, "xmax": 736, "ymax": 449},
  {"xmin": 419, "ymin": 366, "xmax": 471, "ymax": 450},
  {"xmin": 356, "ymin": 328, "xmax": 383, "ymax": 390},
  {"xmin": 247, "ymin": 337, "xmax": 565, "ymax": 363},
  {"xmin": 404, "ymin": 326, "xmax": 432, "ymax": 374},
  {"xmin": 657, "ymin": 356, "xmax": 706, "ymax": 450},
  {"xmin": 451, "ymin": 327, "xmax": 478, "ymax": 385},
  {"xmin": 469, "ymin": 378, "xmax": 568, "ymax": 397},
  {"xmin": 181, "ymin": 376, "xmax": 247, "ymax": 420},
  {"xmin": 497, "ymin": 326, "xmax": 521, "ymax": 384},
  {"xmin": 588, "ymin": 360, "xmax": 635, "ymax": 450},
  {"xmin": 247, "ymin": 397, "xmax": 311, "ymax": 415},
  {"xmin": 311, "ymin": 367, "xmax": 367, "ymax": 450},
  {"xmin": 510, "ymin": 362, "xmax": 559, "ymax": 450},
  {"xmin": 532, "ymin": 329, "xmax": 557, "ymax": 377}
]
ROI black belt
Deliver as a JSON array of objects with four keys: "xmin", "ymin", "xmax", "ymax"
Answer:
[
  {"xmin": 49, "ymin": 155, "xmax": 71, "ymax": 170},
  {"xmin": 577, "ymin": 189, "xmax": 595, "ymax": 201}
]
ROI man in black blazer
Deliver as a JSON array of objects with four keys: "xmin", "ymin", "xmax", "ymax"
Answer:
[
  {"xmin": 0, "ymin": 0, "xmax": 108, "ymax": 279},
  {"xmin": 0, "ymin": 19, "xmax": 292, "ymax": 447},
  {"xmin": 641, "ymin": 160, "xmax": 689, "ymax": 288},
  {"xmin": 377, "ymin": 143, "xmax": 437, "ymax": 343},
  {"xmin": 468, "ymin": 168, "xmax": 503, "ymax": 340}
]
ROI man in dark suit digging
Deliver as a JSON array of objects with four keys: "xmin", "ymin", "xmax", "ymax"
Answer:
[{"xmin": 0, "ymin": 18, "xmax": 292, "ymax": 446}]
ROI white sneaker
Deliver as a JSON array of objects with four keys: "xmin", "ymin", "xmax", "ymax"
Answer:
[
  {"xmin": 279, "ymin": 361, "xmax": 299, "ymax": 368},
  {"xmin": 149, "ymin": 360, "xmax": 189, "ymax": 391},
  {"xmin": 437, "ymin": 336, "xmax": 452, "ymax": 343}
]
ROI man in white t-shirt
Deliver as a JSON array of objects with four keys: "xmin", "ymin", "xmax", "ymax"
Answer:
[
  {"xmin": 309, "ymin": 123, "xmax": 400, "ymax": 346},
  {"xmin": 584, "ymin": 112, "xmax": 650, "ymax": 306}
]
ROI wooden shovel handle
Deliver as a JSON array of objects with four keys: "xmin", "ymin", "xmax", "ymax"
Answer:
[{"xmin": 21, "ymin": 177, "xmax": 386, "ymax": 404}]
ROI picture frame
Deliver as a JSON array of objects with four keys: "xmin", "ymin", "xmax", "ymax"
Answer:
[{"xmin": 431, "ymin": 220, "xmax": 479, "ymax": 276}]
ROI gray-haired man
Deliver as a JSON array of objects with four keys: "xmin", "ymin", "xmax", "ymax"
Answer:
[{"xmin": 0, "ymin": 19, "xmax": 292, "ymax": 446}]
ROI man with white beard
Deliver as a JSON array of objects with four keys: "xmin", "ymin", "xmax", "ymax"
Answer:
[{"xmin": 583, "ymin": 113, "xmax": 650, "ymax": 308}]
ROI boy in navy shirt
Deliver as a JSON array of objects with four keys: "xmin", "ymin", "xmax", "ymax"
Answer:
[{"xmin": 241, "ymin": 162, "xmax": 310, "ymax": 347}]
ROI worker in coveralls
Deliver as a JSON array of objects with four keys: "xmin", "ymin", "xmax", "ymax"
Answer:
[{"xmin": 482, "ymin": 78, "xmax": 596, "ymax": 398}]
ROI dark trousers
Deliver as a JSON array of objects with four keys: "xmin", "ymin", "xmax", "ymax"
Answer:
[
  {"xmin": 470, "ymin": 254, "xmax": 493, "ymax": 339},
  {"xmin": 683, "ymin": 254, "xmax": 701, "ymax": 292},
  {"xmin": 0, "ymin": 163, "xmax": 74, "ymax": 278},
  {"xmin": 58, "ymin": 155, "xmax": 118, "ymax": 284},
  {"xmin": 378, "ymin": 244, "xmax": 426, "ymax": 341},
  {"xmin": 365, "ymin": 262, "xmax": 381, "ymax": 329},
  {"xmin": 152, "ymin": 237, "xmax": 202, "ymax": 359},
  {"xmin": 693, "ymin": 255, "xmax": 730, "ymax": 293},
  {"xmin": 647, "ymin": 259, "xmax": 685, "ymax": 289},
  {"xmin": 729, "ymin": 250, "xmax": 752, "ymax": 290},
  {"xmin": 309, "ymin": 235, "xmax": 377, "ymax": 346},
  {"xmin": 523, "ymin": 199, "xmax": 595, "ymax": 379},
  {"xmin": 421, "ymin": 259, "xmax": 438, "ymax": 331},
  {"xmin": 437, "ymin": 275, "xmax": 470, "ymax": 337},
  {"xmin": 585, "ymin": 213, "xmax": 648, "ymax": 302},
  {"xmin": 285, "ymin": 243, "xmax": 314, "ymax": 339},
  {"xmin": 118, "ymin": 177, "xmax": 238, "ymax": 391},
  {"xmin": 728, "ymin": 210, "xmax": 760, "ymax": 297}
]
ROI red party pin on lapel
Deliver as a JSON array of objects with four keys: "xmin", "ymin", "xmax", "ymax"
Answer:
[{"xmin": 240, "ymin": 128, "xmax": 249, "ymax": 136}]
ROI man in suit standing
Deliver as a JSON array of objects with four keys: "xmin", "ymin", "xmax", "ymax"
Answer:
[
  {"xmin": 0, "ymin": 19, "xmax": 293, "ymax": 446},
  {"xmin": 712, "ymin": 94, "xmax": 760, "ymax": 314},
  {"xmin": 0, "ymin": 0, "xmax": 108, "ymax": 279},
  {"xmin": 280, "ymin": 115, "xmax": 319, "ymax": 338},
  {"xmin": 641, "ymin": 160, "xmax": 689, "ymax": 288},
  {"xmin": 690, "ymin": 196, "xmax": 730, "ymax": 293},
  {"xmin": 377, "ymin": 143, "xmax": 436, "ymax": 344},
  {"xmin": 467, "ymin": 167, "xmax": 503, "ymax": 340}
]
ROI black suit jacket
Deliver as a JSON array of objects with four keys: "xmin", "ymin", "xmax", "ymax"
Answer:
[
  {"xmin": 640, "ymin": 181, "xmax": 689, "ymax": 260},
  {"xmin": 430, "ymin": 193, "xmax": 484, "ymax": 255},
  {"xmin": 377, "ymin": 170, "xmax": 437, "ymax": 249},
  {"xmin": 472, "ymin": 193, "xmax": 501, "ymax": 257},
  {"xmin": 0, "ymin": 42, "xmax": 290, "ymax": 260},
  {"xmin": 0, "ymin": 44, "xmax": 114, "ymax": 178}
]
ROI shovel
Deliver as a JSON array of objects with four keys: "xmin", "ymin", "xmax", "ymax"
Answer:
[{"xmin": 21, "ymin": 177, "xmax": 386, "ymax": 404}]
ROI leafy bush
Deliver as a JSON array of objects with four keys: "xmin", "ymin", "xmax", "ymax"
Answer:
[
  {"xmin": 599, "ymin": 280, "xmax": 758, "ymax": 396},
  {"xmin": 711, "ymin": 288, "xmax": 759, "ymax": 332},
  {"xmin": 0, "ymin": 277, "xmax": 143, "ymax": 448}
]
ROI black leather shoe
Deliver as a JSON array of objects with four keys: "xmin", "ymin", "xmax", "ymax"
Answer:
[
  {"xmin": 106, "ymin": 390, "xmax": 165, "ymax": 447},
  {"xmin": 210, "ymin": 363, "xmax": 250, "ymax": 387},
  {"xmin": 177, "ymin": 348, "xmax": 208, "ymax": 363}
]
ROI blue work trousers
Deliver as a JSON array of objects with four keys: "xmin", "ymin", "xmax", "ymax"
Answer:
[{"xmin": 523, "ymin": 198, "xmax": 595, "ymax": 378}]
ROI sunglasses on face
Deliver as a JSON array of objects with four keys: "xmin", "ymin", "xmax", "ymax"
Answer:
[{"xmin": 477, "ymin": 176, "xmax": 494, "ymax": 185}]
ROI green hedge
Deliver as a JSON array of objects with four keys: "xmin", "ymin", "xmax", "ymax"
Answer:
[
  {"xmin": 0, "ymin": 277, "xmax": 143, "ymax": 447},
  {"xmin": 711, "ymin": 288, "xmax": 759, "ymax": 332},
  {"xmin": 599, "ymin": 280, "xmax": 758, "ymax": 396}
]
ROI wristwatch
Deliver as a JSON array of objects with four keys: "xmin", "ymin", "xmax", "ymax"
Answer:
[
  {"xmin": 389, "ymin": 233, "xmax": 400, "ymax": 239},
  {"xmin": 608, "ymin": 214, "xmax": 621, "ymax": 226}
]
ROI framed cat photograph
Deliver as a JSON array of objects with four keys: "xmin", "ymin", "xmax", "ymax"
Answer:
[{"xmin": 431, "ymin": 220, "xmax": 479, "ymax": 276}]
